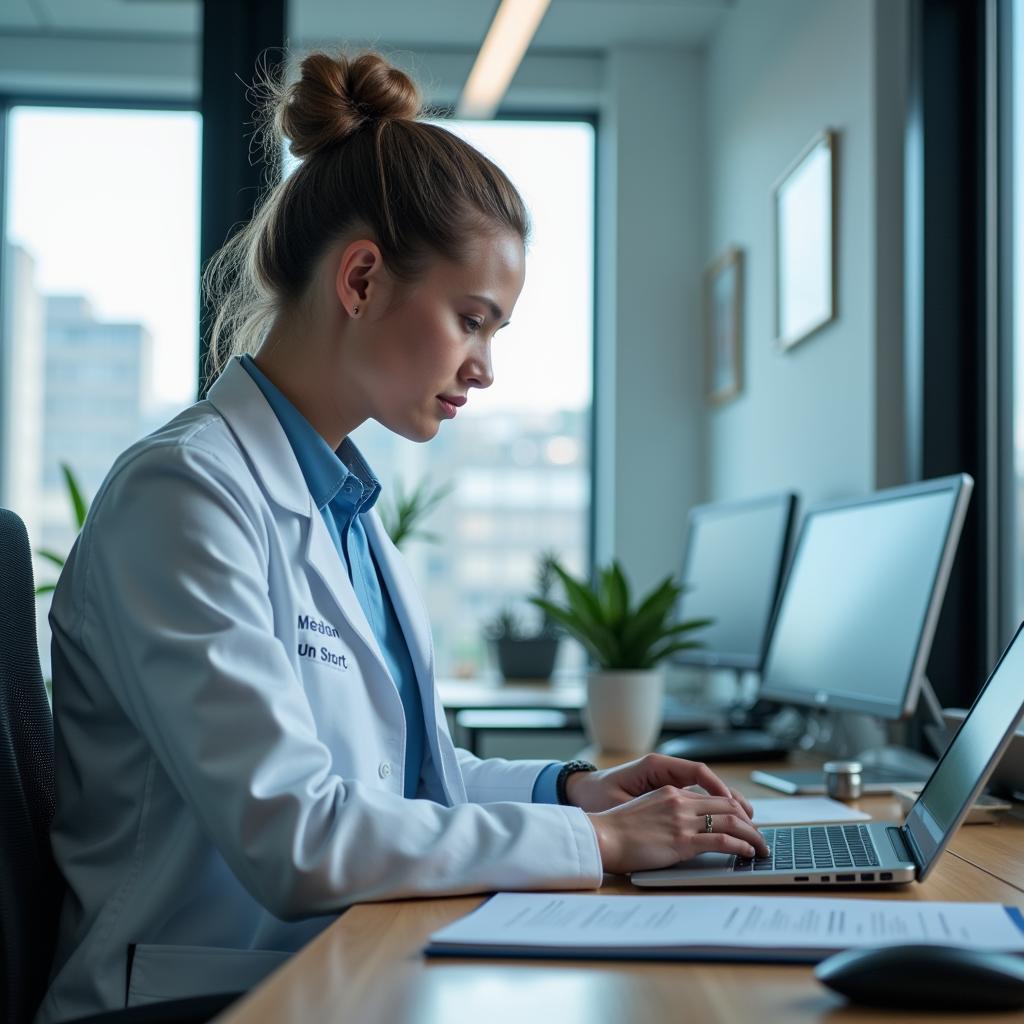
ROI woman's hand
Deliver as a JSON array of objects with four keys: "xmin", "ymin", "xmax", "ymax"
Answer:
[
  {"xmin": 565, "ymin": 753, "xmax": 755, "ymax": 817},
  {"xmin": 563, "ymin": 754, "xmax": 768, "ymax": 874},
  {"xmin": 585, "ymin": 786, "xmax": 770, "ymax": 874}
]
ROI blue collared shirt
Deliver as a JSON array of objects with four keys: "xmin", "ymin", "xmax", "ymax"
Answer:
[{"xmin": 240, "ymin": 355, "xmax": 561, "ymax": 805}]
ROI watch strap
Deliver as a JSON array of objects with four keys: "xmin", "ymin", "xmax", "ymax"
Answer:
[{"xmin": 555, "ymin": 759, "xmax": 597, "ymax": 805}]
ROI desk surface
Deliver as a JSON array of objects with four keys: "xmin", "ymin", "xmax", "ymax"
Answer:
[
  {"xmin": 213, "ymin": 762, "xmax": 1024, "ymax": 1024},
  {"xmin": 438, "ymin": 677, "xmax": 586, "ymax": 711},
  {"xmin": 437, "ymin": 678, "xmax": 727, "ymax": 730},
  {"xmin": 948, "ymin": 809, "xmax": 1024, "ymax": 893}
]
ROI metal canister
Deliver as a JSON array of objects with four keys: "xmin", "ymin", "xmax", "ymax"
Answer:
[{"xmin": 823, "ymin": 760, "xmax": 864, "ymax": 801}]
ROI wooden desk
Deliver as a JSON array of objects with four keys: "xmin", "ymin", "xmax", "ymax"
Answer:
[
  {"xmin": 438, "ymin": 678, "xmax": 727, "ymax": 730},
  {"xmin": 948, "ymin": 809, "xmax": 1024, "ymax": 893},
  {"xmin": 213, "ymin": 761, "xmax": 1024, "ymax": 1024}
]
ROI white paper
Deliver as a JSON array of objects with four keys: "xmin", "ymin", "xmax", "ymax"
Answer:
[
  {"xmin": 430, "ymin": 893, "xmax": 1024, "ymax": 954},
  {"xmin": 750, "ymin": 798, "xmax": 871, "ymax": 825}
]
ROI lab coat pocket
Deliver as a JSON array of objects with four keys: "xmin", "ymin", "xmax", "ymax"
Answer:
[{"xmin": 125, "ymin": 943, "xmax": 291, "ymax": 1007}]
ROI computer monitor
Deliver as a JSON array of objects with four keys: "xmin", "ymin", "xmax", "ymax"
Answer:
[
  {"xmin": 758, "ymin": 474, "xmax": 973, "ymax": 720},
  {"xmin": 675, "ymin": 493, "xmax": 797, "ymax": 672}
]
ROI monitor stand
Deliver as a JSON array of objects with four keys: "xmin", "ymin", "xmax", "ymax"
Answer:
[
  {"xmin": 657, "ymin": 669, "xmax": 803, "ymax": 763},
  {"xmin": 749, "ymin": 677, "xmax": 946, "ymax": 795},
  {"xmin": 658, "ymin": 729, "xmax": 791, "ymax": 763}
]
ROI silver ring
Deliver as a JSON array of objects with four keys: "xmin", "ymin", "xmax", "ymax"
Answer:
[{"xmin": 705, "ymin": 813, "xmax": 713, "ymax": 833}]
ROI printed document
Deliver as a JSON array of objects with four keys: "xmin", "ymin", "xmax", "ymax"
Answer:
[
  {"xmin": 427, "ymin": 894, "xmax": 1024, "ymax": 961},
  {"xmin": 750, "ymin": 798, "xmax": 871, "ymax": 825}
]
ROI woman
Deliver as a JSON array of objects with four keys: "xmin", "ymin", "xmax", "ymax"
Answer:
[{"xmin": 36, "ymin": 51, "xmax": 768, "ymax": 1023}]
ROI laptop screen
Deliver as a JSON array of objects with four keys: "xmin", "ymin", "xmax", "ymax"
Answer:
[{"xmin": 906, "ymin": 620, "xmax": 1024, "ymax": 878}]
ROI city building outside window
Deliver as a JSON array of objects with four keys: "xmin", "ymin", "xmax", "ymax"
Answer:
[{"xmin": 1, "ymin": 106, "xmax": 201, "ymax": 674}]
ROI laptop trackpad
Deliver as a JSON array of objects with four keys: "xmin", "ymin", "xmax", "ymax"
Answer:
[
  {"xmin": 667, "ymin": 852, "xmax": 735, "ymax": 872},
  {"xmin": 631, "ymin": 852, "xmax": 738, "ymax": 885}
]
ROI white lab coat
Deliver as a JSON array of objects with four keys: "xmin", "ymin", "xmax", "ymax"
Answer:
[{"xmin": 35, "ymin": 359, "xmax": 602, "ymax": 1024}]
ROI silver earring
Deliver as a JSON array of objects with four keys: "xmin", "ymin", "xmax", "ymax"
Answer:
[{"xmin": 352, "ymin": 305, "xmax": 360, "ymax": 316}]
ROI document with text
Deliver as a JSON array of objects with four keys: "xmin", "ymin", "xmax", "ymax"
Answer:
[
  {"xmin": 426, "ymin": 894, "xmax": 1024, "ymax": 963},
  {"xmin": 749, "ymin": 798, "xmax": 871, "ymax": 825}
]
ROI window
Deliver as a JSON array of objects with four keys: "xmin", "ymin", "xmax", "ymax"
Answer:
[
  {"xmin": 350, "ymin": 119, "xmax": 596, "ymax": 678},
  {"xmin": 1, "ymin": 105, "xmax": 201, "ymax": 674}
]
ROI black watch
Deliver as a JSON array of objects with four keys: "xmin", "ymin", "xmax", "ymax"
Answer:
[{"xmin": 555, "ymin": 759, "xmax": 597, "ymax": 805}]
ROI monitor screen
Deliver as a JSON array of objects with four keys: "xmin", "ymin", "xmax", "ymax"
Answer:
[
  {"xmin": 758, "ymin": 475, "xmax": 972, "ymax": 719},
  {"xmin": 907, "ymin": 619, "xmax": 1024, "ymax": 878},
  {"xmin": 675, "ymin": 493, "xmax": 796, "ymax": 671}
]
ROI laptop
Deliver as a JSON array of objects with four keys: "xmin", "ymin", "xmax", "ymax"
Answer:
[
  {"xmin": 943, "ymin": 707, "xmax": 1024, "ymax": 801},
  {"xmin": 632, "ymin": 619, "xmax": 1024, "ymax": 889}
]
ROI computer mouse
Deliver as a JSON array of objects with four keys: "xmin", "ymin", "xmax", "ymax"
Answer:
[{"xmin": 815, "ymin": 944, "xmax": 1024, "ymax": 1011}]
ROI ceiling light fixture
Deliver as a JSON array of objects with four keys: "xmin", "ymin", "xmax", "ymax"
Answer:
[{"xmin": 456, "ymin": 0, "xmax": 552, "ymax": 119}]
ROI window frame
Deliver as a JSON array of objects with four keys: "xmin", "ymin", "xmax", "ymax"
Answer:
[{"xmin": 905, "ymin": 0, "xmax": 1012, "ymax": 708}]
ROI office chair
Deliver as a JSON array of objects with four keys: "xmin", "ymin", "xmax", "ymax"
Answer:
[{"xmin": 0, "ymin": 508, "xmax": 238, "ymax": 1024}]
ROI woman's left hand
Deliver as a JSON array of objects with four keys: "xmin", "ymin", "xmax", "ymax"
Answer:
[{"xmin": 564, "ymin": 753, "xmax": 755, "ymax": 819}]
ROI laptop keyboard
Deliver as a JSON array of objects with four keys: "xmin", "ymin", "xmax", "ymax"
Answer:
[{"xmin": 733, "ymin": 824, "xmax": 881, "ymax": 872}]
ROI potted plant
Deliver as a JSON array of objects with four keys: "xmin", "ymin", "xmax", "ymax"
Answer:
[
  {"xmin": 531, "ymin": 560, "xmax": 710, "ymax": 753},
  {"xmin": 35, "ymin": 463, "xmax": 90, "ymax": 595},
  {"xmin": 484, "ymin": 551, "xmax": 562, "ymax": 682},
  {"xmin": 378, "ymin": 478, "xmax": 452, "ymax": 550}
]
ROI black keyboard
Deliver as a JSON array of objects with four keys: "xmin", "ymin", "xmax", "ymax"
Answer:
[{"xmin": 733, "ymin": 824, "xmax": 881, "ymax": 873}]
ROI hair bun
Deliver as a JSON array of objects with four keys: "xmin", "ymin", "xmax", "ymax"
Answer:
[{"xmin": 277, "ymin": 51, "xmax": 421, "ymax": 159}]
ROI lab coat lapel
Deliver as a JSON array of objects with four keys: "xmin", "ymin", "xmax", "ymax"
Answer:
[
  {"xmin": 208, "ymin": 361, "xmax": 390, "ymax": 679},
  {"xmin": 363, "ymin": 511, "xmax": 434, "ymax": 680},
  {"xmin": 303, "ymin": 497, "xmax": 390, "ymax": 677},
  {"xmin": 364, "ymin": 511, "xmax": 465, "ymax": 803}
]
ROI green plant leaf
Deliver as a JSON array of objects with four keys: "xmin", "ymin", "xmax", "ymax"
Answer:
[
  {"xmin": 36, "ymin": 548, "xmax": 66, "ymax": 569},
  {"xmin": 626, "ymin": 618, "xmax": 709, "ymax": 664},
  {"xmin": 656, "ymin": 617, "xmax": 714, "ymax": 640},
  {"xmin": 485, "ymin": 606, "xmax": 526, "ymax": 640},
  {"xmin": 551, "ymin": 564, "xmax": 606, "ymax": 632},
  {"xmin": 528, "ymin": 561, "xmax": 713, "ymax": 670},
  {"xmin": 532, "ymin": 597, "xmax": 616, "ymax": 664},
  {"xmin": 535, "ymin": 561, "xmax": 621, "ymax": 666},
  {"xmin": 534, "ymin": 550, "xmax": 561, "ymax": 600},
  {"xmin": 642, "ymin": 637, "xmax": 706, "ymax": 668},
  {"xmin": 530, "ymin": 598, "xmax": 614, "ymax": 664},
  {"xmin": 611, "ymin": 561, "xmax": 630, "ymax": 621},
  {"xmin": 598, "ymin": 562, "xmax": 628, "ymax": 628},
  {"xmin": 618, "ymin": 576, "xmax": 683, "ymax": 663},
  {"xmin": 382, "ymin": 478, "xmax": 453, "ymax": 549},
  {"xmin": 61, "ymin": 463, "xmax": 89, "ymax": 530}
]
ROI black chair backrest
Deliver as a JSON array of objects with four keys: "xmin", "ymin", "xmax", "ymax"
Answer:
[{"xmin": 0, "ymin": 508, "xmax": 63, "ymax": 1024}]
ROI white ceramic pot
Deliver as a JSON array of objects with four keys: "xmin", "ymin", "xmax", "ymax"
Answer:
[{"xmin": 584, "ymin": 669, "xmax": 664, "ymax": 754}]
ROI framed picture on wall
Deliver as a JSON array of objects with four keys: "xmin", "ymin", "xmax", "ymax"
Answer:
[
  {"xmin": 774, "ymin": 129, "xmax": 836, "ymax": 350},
  {"xmin": 705, "ymin": 246, "xmax": 744, "ymax": 405}
]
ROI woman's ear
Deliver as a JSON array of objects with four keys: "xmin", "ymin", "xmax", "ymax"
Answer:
[{"xmin": 335, "ymin": 239, "xmax": 384, "ymax": 318}]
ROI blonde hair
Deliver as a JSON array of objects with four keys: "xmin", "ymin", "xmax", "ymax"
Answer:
[{"xmin": 202, "ymin": 50, "xmax": 531, "ymax": 377}]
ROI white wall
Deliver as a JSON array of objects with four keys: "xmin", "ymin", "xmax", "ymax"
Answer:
[{"xmin": 702, "ymin": 0, "xmax": 908, "ymax": 508}]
